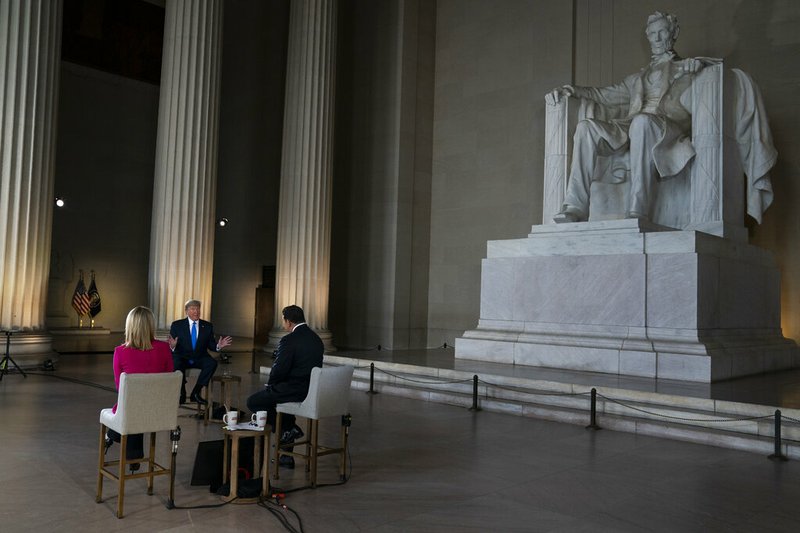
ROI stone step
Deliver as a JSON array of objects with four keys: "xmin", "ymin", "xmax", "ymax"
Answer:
[{"xmin": 321, "ymin": 355, "xmax": 800, "ymax": 459}]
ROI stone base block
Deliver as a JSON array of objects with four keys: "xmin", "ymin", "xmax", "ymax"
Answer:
[
  {"xmin": 456, "ymin": 220, "xmax": 799, "ymax": 382},
  {"xmin": 49, "ymin": 327, "xmax": 111, "ymax": 336}
]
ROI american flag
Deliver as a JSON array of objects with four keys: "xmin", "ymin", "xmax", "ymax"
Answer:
[{"xmin": 71, "ymin": 271, "xmax": 91, "ymax": 316}]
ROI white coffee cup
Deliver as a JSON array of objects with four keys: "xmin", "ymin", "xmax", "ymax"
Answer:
[
  {"xmin": 222, "ymin": 410, "xmax": 238, "ymax": 427},
  {"xmin": 251, "ymin": 410, "xmax": 268, "ymax": 428}
]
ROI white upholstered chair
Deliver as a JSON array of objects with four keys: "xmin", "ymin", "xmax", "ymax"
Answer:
[
  {"xmin": 96, "ymin": 370, "xmax": 182, "ymax": 518},
  {"xmin": 273, "ymin": 365, "xmax": 354, "ymax": 487}
]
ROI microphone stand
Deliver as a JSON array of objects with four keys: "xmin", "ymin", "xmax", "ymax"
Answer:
[{"xmin": 0, "ymin": 330, "xmax": 27, "ymax": 381}]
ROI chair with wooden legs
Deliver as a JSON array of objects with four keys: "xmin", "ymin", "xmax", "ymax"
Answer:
[
  {"xmin": 273, "ymin": 365, "xmax": 354, "ymax": 487},
  {"xmin": 96, "ymin": 371, "xmax": 182, "ymax": 518}
]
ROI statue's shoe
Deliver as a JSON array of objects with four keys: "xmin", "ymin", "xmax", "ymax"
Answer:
[
  {"xmin": 553, "ymin": 206, "xmax": 584, "ymax": 223},
  {"xmin": 625, "ymin": 211, "xmax": 650, "ymax": 222}
]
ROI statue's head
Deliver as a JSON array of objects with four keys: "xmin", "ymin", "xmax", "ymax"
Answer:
[{"xmin": 645, "ymin": 11, "xmax": 679, "ymax": 55}]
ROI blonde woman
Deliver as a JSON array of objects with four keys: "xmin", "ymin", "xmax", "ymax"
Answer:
[{"xmin": 105, "ymin": 306, "xmax": 173, "ymax": 470}]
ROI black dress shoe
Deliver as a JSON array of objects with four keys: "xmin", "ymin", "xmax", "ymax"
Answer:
[
  {"xmin": 280, "ymin": 425, "xmax": 304, "ymax": 445},
  {"xmin": 104, "ymin": 434, "xmax": 114, "ymax": 455},
  {"xmin": 190, "ymin": 392, "xmax": 208, "ymax": 405},
  {"xmin": 279, "ymin": 456, "xmax": 295, "ymax": 469},
  {"xmin": 129, "ymin": 462, "xmax": 140, "ymax": 473}
]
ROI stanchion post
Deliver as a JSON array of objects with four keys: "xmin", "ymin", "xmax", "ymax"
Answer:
[
  {"xmin": 586, "ymin": 388, "xmax": 601, "ymax": 430},
  {"xmin": 468, "ymin": 375, "xmax": 481, "ymax": 411},
  {"xmin": 768, "ymin": 409, "xmax": 788, "ymax": 461},
  {"xmin": 366, "ymin": 362, "xmax": 379, "ymax": 395}
]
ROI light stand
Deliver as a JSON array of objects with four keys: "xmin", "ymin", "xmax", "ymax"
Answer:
[
  {"xmin": 0, "ymin": 330, "xmax": 27, "ymax": 381},
  {"xmin": 167, "ymin": 426, "xmax": 181, "ymax": 509}
]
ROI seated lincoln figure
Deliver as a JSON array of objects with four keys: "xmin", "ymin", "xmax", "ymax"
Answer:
[{"xmin": 546, "ymin": 11, "xmax": 716, "ymax": 223}]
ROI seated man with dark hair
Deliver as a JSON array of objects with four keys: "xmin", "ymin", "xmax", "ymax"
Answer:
[{"xmin": 247, "ymin": 304, "xmax": 323, "ymax": 467}]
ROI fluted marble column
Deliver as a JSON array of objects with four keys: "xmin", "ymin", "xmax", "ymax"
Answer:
[
  {"xmin": 0, "ymin": 0, "xmax": 62, "ymax": 366},
  {"xmin": 268, "ymin": 0, "xmax": 337, "ymax": 350},
  {"xmin": 149, "ymin": 0, "xmax": 223, "ymax": 330}
]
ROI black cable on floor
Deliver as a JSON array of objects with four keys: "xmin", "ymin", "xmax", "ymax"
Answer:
[
  {"xmin": 273, "ymin": 439, "xmax": 353, "ymax": 494},
  {"xmin": 23, "ymin": 370, "xmax": 116, "ymax": 392},
  {"xmin": 258, "ymin": 495, "xmax": 304, "ymax": 533},
  {"xmin": 170, "ymin": 497, "xmax": 238, "ymax": 509}
]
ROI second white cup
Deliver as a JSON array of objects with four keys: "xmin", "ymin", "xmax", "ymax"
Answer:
[
  {"xmin": 222, "ymin": 410, "xmax": 238, "ymax": 427},
  {"xmin": 250, "ymin": 410, "xmax": 268, "ymax": 428}
]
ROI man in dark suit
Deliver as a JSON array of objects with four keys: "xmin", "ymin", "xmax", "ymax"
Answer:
[
  {"xmin": 247, "ymin": 305, "xmax": 323, "ymax": 466},
  {"xmin": 168, "ymin": 299, "xmax": 232, "ymax": 405}
]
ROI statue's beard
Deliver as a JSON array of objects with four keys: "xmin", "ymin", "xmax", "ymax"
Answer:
[{"xmin": 650, "ymin": 41, "xmax": 674, "ymax": 56}]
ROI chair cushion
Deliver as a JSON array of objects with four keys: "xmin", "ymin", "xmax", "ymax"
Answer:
[
  {"xmin": 100, "ymin": 371, "xmax": 182, "ymax": 435},
  {"xmin": 275, "ymin": 366, "xmax": 354, "ymax": 419},
  {"xmin": 276, "ymin": 401, "xmax": 303, "ymax": 416}
]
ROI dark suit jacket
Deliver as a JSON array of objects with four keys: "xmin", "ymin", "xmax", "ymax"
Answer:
[
  {"xmin": 268, "ymin": 324, "xmax": 324, "ymax": 402},
  {"xmin": 170, "ymin": 318, "xmax": 218, "ymax": 360}
]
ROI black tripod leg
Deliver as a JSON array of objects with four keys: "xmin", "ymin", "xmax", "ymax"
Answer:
[
  {"xmin": 0, "ymin": 332, "xmax": 26, "ymax": 380},
  {"xmin": 0, "ymin": 356, "xmax": 28, "ymax": 380},
  {"xmin": 0, "ymin": 331, "xmax": 28, "ymax": 381}
]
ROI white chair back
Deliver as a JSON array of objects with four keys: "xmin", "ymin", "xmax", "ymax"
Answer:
[
  {"xmin": 108, "ymin": 371, "xmax": 182, "ymax": 435},
  {"xmin": 297, "ymin": 365, "xmax": 354, "ymax": 419}
]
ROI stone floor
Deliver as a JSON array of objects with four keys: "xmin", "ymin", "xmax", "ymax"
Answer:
[{"xmin": 2, "ymin": 339, "xmax": 800, "ymax": 531}]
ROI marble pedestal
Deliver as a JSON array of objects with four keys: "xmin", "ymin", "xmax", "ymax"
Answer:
[{"xmin": 455, "ymin": 220, "xmax": 799, "ymax": 382}]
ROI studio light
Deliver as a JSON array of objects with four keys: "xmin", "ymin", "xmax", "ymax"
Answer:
[
  {"xmin": 218, "ymin": 217, "xmax": 229, "ymax": 227},
  {"xmin": 55, "ymin": 197, "xmax": 65, "ymax": 208}
]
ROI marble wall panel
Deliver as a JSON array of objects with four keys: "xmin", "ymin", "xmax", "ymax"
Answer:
[
  {"xmin": 454, "ymin": 338, "xmax": 515, "ymax": 364},
  {"xmin": 480, "ymin": 258, "xmax": 516, "ymax": 321},
  {"xmin": 696, "ymin": 254, "xmax": 721, "ymax": 329},
  {"xmin": 657, "ymin": 352, "xmax": 715, "ymax": 382},
  {"xmin": 514, "ymin": 343, "xmax": 620, "ymax": 374},
  {"xmin": 718, "ymin": 260, "xmax": 781, "ymax": 329},
  {"xmin": 212, "ymin": 0, "xmax": 287, "ymax": 337},
  {"xmin": 619, "ymin": 350, "xmax": 657, "ymax": 378},
  {"xmin": 507, "ymin": 254, "xmax": 646, "ymax": 326},
  {"xmin": 489, "ymin": 231, "xmax": 648, "ymax": 258},
  {"xmin": 646, "ymin": 253, "xmax": 699, "ymax": 329},
  {"xmin": 729, "ymin": 350, "xmax": 767, "ymax": 378},
  {"xmin": 49, "ymin": 64, "xmax": 160, "ymax": 331},
  {"xmin": 429, "ymin": 0, "xmax": 573, "ymax": 343}
]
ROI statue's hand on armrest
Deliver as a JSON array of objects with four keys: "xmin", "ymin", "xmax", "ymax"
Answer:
[
  {"xmin": 545, "ymin": 85, "xmax": 577, "ymax": 106},
  {"xmin": 679, "ymin": 58, "xmax": 704, "ymax": 74},
  {"xmin": 674, "ymin": 57, "xmax": 721, "ymax": 80}
]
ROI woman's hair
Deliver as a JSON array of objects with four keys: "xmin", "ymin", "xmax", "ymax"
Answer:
[{"xmin": 124, "ymin": 306, "xmax": 156, "ymax": 350}]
